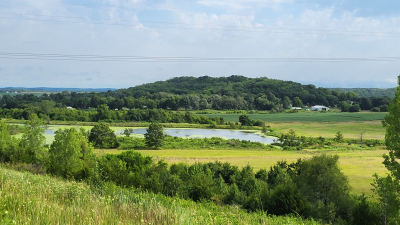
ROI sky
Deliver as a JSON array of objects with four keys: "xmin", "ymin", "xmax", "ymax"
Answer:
[{"xmin": 0, "ymin": 0, "xmax": 400, "ymax": 88}]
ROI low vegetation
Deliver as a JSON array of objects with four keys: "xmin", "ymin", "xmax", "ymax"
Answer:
[{"xmin": 0, "ymin": 166, "xmax": 320, "ymax": 225}]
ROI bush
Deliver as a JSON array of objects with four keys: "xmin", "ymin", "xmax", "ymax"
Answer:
[{"xmin": 370, "ymin": 107, "xmax": 381, "ymax": 112}]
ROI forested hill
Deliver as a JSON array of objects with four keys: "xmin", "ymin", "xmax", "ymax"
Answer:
[
  {"xmin": 121, "ymin": 76, "xmax": 322, "ymax": 97},
  {"xmin": 330, "ymin": 88, "xmax": 396, "ymax": 98},
  {"xmin": 0, "ymin": 75, "xmax": 393, "ymax": 112}
]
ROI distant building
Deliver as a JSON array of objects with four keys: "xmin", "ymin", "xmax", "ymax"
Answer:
[
  {"xmin": 311, "ymin": 105, "xmax": 330, "ymax": 111},
  {"xmin": 66, "ymin": 106, "xmax": 75, "ymax": 110},
  {"xmin": 290, "ymin": 107, "xmax": 302, "ymax": 110}
]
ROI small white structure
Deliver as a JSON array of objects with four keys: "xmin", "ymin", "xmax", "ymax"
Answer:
[
  {"xmin": 311, "ymin": 105, "xmax": 329, "ymax": 111},
  {"xmin": 66, "ymin": 106, "xmax": 75, "ymax": 110},
  {"xmin": 291, "ymin": 107, "xmax": 302, "ymax": 110}
]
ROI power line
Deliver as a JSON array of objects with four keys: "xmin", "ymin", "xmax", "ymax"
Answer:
[
  {"xmin": 0, "ymin": 12, "xmax": 400, "ymax": 37},
  {"xmin": 1, "ymin": 11, "xmax": 399, "ymax": 35},
  {"xmin": 0, "ymin": 52, "xmax": 398, "ymax": 63}
]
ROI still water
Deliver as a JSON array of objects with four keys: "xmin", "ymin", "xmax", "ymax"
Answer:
[{"xmin": 129, "ymin": 128, "xmax": 277, "ymax": 144}]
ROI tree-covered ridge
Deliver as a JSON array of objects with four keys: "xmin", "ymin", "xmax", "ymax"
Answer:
[
  {"xmin": 122, "ymin": 75, "xmax": 324, "ymax": 97},
  {"xmin": 0, "ymin": 75, "xmax": 393, "ymax": 112},
  {"xmin": 331, "ymin": 88, "xmax": 396, "ymax": 98}
]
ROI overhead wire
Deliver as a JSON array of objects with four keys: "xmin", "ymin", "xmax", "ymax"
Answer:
[
  {"xmin": 0, "ymin": 12, "xmax": 399, "ymax": 37},
  {"xmin": 0, "ymin": 52, "xmax": 398, "ymax": 63},
  {"xmin": 1, "ymin": 11, "xmax": 398, "ymax": 35}
]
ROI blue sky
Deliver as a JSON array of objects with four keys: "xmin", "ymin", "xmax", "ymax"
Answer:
[{"xmin": 0, "ymin": 0, "xmax": 400, "ymax": 88}]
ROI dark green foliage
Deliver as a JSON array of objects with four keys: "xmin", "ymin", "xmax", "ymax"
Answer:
[
  {"xmin": 292, "ymin": 97, "xmax": 303, "ymax": 107},
  {"xmin": 265, "ymin": 181, "xmax": 310, "ymax": 216},
  {"xmin": 352, "ymin": 194, "xmax": 382, "ymax": 225},
  {"xmin": 295, "ymin": 154, "xmax": 352, "ymax": 223},
  {"xmin": 372, "ymin": 174, "xmax": 400, "ymax": 224},
  {"xmin": 239, "ymin": 114, "xmax": 251, "ymax": 126},
  {"xmin": 334, "ymin": 131, "xmax": 344, "ymax": 143},
  {"xmin": 349, "ymin": 104, "xmax": 361, "ymax": 112},
  {"xmin": 144, "ymin": 122, "xmax": 165, "ymax": 148},
  {"xmin": 360, "ymin": 97, "xmax": 372, "ymax": 110},
  {"xmin": 378, "ymin": 75, "xmax": 400, "ymax": 223},
  {"xmin": 88, "ymin": 123, "xmax": 119, "ymax": 149},
  {"xmin": 1, "ymin": 76, "xmax": 390, "ymax": 114},
  {"xmin": 48, "ymin": 128, "xmax": 96, "ymax": 180}
]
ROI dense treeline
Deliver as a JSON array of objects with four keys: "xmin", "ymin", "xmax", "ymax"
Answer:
[
  {"xmin": 0, "ymin": 76, "xmax": 392, "ymax": 112},
  {"xmin": 0, "ymin": 105, "xmax": 226, "ymax": 125},
  {"xmin": 331, "ymin": 88, "xmax": 396, "ymax": 98},
  {"xmin": 0, "ymin": 118, "xmax": 386, "ymax": 224}
]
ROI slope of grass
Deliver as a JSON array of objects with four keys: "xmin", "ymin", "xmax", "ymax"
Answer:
[{"xmin": 0, "ymin": 166, "xmax": 320, "ymax": 225}]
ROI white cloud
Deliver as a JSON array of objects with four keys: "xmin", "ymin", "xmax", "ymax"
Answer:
[
  {"xmin": 196, "ymin": 0, "xmax": 292, "ymax": 10},
  {"xmin": 0, "ymin": 1, "xmax": 400, "ymax": 88}
]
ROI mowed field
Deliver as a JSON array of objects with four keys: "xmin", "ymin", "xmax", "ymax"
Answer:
[
  {"xmin": 95, "ymin": 149, "xmax": 388, "ymax": 195},
  {"xmin": 200, "ymin": 112, "xmax": 387, "ymax": 122},
  {"xmin": 201, "ymin": 112, "xmax": 387, "ymax": 139}
]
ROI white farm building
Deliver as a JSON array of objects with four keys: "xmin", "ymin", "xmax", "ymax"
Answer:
[{"xmin": 311, "ymin": 105, "xmax": 330, "ymax": 111}]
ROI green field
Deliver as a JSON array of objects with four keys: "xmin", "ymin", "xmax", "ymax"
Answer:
[
  {"xmin": 93, "ymin": 149, "xmax": 389, "ymax": 195},
  {"xmin": 269, "ymin": 120, "xmax": 385, "ymax": 139},
  {"xmin": 200, "ymin": 112, "xmax": 387, "ymax": 122}
]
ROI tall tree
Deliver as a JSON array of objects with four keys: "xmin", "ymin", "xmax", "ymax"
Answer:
[
  {"xmin": 49, "ymin": 128, "xmax": 95, "ymax": 179},
  {"xmin": 376, "ymin": 75, "xmax": 400, "ymax": 224},
  {"xmin": 144, "ymin": 122, "xmax": 164, "ymax": 148},
  {"xmin": 19, "ymin": 114, "xmax": 47, "ymax": 164}
]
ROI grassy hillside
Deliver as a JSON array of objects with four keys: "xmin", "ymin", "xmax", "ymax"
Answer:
[{"xmin": 0, "ymin": 166, "xmax": 319, "ymax": 224}]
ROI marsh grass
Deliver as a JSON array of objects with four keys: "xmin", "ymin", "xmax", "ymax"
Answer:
[{"xmin": 0, "ymin": 166, "xmax": 320, "ymax": 224}]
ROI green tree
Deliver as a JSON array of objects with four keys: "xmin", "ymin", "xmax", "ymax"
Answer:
[
  {"xmin": 0, "ymin": 121, "xmax": 18, "ymax": 162},
  {"xmin": 19, "ymin": 114, "xmax": 47, "ymax": 164},
  {"xmin": 239, "ymin": 114, "xmax": 251, "ymax": 126},
  {"xmin": 295, "ymin": 154, "xmax": 351, "ymax": 223},
  {"xmin": 88, "ymin": 123, "xmax": 119, "ymax": 149},
  {"xmin": 122, "ymin": 128, "xmax": 134, "ymax": 137},
  {"xmin": 360, "ymin": 97, "xmax": 372, "ymax": 110},
  {"xmin": 334, "ymin": 131, "xmax": 344, "ymax": 143},
  {"xmin": 382, "ymin": 75, "xmax": 400, "ymax": 180},
  {"xmin": 349, "ymin": 104, "xmax": 361, "ymax": 112},
  {"xmin": 48, "ymin": 128, "xmax": 95, "ymax": 179},
  {"xmin": 282, "ymin": 96, "xmax": 291, "ymax": 109},
  {"xmin": 40, "ymin": 100, "xmax": 56, "ymax": 115},
  {"xmin": 340, "ymin": 101, "xmax": 351, "ymax": 112},
  {"xmin": 292, "ymin": 97, "xmax": 303, "ymax": 107},
  {"xmin": 144, "ymin": 122, "xmax": 164, "ymax": 148},
  {"xmin": 377, "ymin": 75, "xmax": 400, "ymax": 223},
  {"xmin": 96, "ymin": 104, "xmax": 110, "ymax": 121}
]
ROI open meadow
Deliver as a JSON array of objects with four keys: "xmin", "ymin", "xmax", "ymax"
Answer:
[
  {"xmin": 95, "ymin": 148, "xmax": 389, "ymax": 195},
  {"xmin": 200, "ymin": 112, "xmax": 387, "ymax": 122}
]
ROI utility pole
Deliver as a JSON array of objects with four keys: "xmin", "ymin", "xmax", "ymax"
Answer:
[{"xmin": 360, "ymin": 132, "xmax": 364, "ymax": 147}]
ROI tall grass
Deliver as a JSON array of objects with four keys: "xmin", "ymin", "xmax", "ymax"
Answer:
[{"xmin": 0, "ymin": 166, "xmax": 320, "ymax": 224}]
